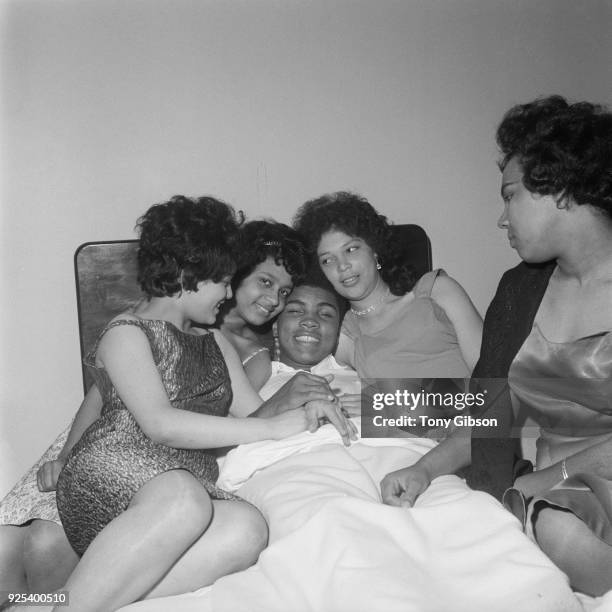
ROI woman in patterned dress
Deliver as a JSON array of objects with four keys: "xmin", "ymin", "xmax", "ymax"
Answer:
[
  {"xmin": 5, "ymin": 195, "xmax": 355, "ymax": 612},
  {"xmin": 0, "ymin": 214, "xmax": 337, "ymax": 601}
]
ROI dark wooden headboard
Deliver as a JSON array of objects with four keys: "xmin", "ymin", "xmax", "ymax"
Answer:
[
  {"xmin": 73, "ymin": 224, "xmax": 432, "ymax": 392},
  {"xmin": 74, "ymin": 240, "xmax": 141, "ymax": 392},
  {"xmin": 390, "ymin": 223, "xmax": 432, "ymax": 281}
]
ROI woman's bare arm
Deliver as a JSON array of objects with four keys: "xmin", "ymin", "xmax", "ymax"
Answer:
[
  {"xmin": 431, "ymin": 274, "xmax": 483, "ymax": 371},
  {"xmin": 37, "ymin": 385, "xmax": 104, "ymax": 491},
  {"xmin": 515, "ymin": 433, "xmax": 612, "ymax": 498},
  {"xmin": 96, "ymin": 325, "xmax": 306, "ymax": 448}
]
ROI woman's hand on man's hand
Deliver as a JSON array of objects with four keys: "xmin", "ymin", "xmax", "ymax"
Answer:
[
  {"xmin": 304, "ymin": 399, "xmax": 358, "ymax": 446},
  {"xmin": 275, "ymin": 372, "xmax": 337, "ymax": 410},
  {"xmin": 337, "ymin": 393, "xmax": 361, "ymax": 417}
]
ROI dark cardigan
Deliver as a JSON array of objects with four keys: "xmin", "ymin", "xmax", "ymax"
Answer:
[{"xmin": 462, "ymin": 260, "xmax": 555, "ymax": 500}]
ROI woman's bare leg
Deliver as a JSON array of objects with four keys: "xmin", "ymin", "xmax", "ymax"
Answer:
[
  {"xmin": 145, "ymin": 499, "xmax": 268, "ymax": 598},
  {"xmin": 59, "ymin": 470, "xmax": 213, "ymax": 612},
  {"xmin": 22, "ymin": 520, "xmax": 78, "ymax": 593},
  {"xmin": 535, "ymin": 507, "xmax": 612, "ymax": 596},
  {"xmin": 0, "ymin": 525, "xmax": 27, "ymax": 595}
]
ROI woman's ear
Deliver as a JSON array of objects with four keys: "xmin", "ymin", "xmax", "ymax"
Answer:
[{"xmin": 553, "ymin": 190, "xmax": 572, "ymax": 210}]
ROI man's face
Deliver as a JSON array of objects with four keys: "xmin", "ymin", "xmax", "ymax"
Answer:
[{"xmin": 277, "ymin": 284, "xmax": 341, "ymax": 370}]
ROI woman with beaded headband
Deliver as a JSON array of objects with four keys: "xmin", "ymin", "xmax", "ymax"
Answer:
[
  {"xmin": 217, "ymin": 220, "xmax": 308, "ymax": 390},
  {"xmin": 293, "ymin": 192, "xmax": 483, "ymax": 507},
  {"xmin": 473, "ymin": 96, "xmax": 612, "ymax": 596}
]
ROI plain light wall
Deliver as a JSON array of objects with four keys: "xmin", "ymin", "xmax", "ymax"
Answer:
[{"xmin": 1, "ymin": 0, "xmax": 611, "ymax": 496}]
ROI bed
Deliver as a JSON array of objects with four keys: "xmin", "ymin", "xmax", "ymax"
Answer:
[{"xmin": 72, "ymin": 230, "xmax": 606, "ymax": 612}]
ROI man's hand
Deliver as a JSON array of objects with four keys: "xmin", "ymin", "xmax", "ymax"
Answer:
[
  {"xmin": 304, "ymin": 399, "xmax": 358, "ymax": 446},
  {"xmin": 380, "ymin": 464, "xmax": 432, "ymax": 507},
  {"xmin": 337, "ymin": 393, "xmax": 361, "ymax": 417}
]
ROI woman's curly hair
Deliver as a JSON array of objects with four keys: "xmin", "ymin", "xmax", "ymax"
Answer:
[
  {"xmin": 496, "ymin": 95, "xmax": 612, "ymax": 217},
  {"xmin": 230, "ymin": 220, "xmax": 308, "ymax": 292},
  {"xmin": 293, "ymin": 191, "xmax": 416, "ymax": 295},
  {"xmin": 136, "ymin": 195, "xmax": 242, "ymax": 297}
]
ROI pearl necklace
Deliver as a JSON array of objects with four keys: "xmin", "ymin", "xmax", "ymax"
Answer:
[{"xmin": 350, "ymin": 290, "xmax": 389, "ymax": 317}]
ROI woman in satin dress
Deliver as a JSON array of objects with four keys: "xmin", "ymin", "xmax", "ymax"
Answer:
[{"xmin": 476, "ymin": 96, "xmax": 612, "ymax": 596}]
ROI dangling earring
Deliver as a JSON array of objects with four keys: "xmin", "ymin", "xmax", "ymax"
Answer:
[
  {"xmin": 376, "ymin": 258, "xmax": 382, "ymax": 271},
  {"xmin": 273, "ymin": 321, "xmax": 281, "ymax": 361}
]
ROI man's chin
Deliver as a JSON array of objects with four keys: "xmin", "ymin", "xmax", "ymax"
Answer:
[{"xmin": 284, "ymin": 347, "xmax": 326, "ymax": 368}]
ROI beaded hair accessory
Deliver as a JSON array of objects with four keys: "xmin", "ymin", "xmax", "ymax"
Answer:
[
  {"xmin": 272, "ymin": 321, "xmax": 281, "ymax": 361},
  {"xmin": 263, "ymin": 240, "xmax": 282, "ymax": 247}
]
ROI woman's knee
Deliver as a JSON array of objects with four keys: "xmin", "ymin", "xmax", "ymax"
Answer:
[
  {"xmin": 22, "ymin": 520, "xmax": 78, "ymax": 591},
  {"xmin": 532, "ymin": 507, "xmax": 574, "ymax": 561},
  {"xmin": 134, "ymin": 470, "xmax": 213, "ymax": 534},
  {"xmin": 223, "ymin": 502, "xmax": 268, "ymax": 567},
  {"xmin": 23, "ymin": 520, "xmax": 71, "ymax": 567},
  {"xmin": 0, "ymin": 525, "xmax": 27, "ymax": 590}
]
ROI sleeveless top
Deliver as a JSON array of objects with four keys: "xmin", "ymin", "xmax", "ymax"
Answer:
[
  {"xmin": 341, "ymin": 269, "xmax": 470, "ymax": 379},
  {"xmin": 56, "ymin": 318, "xmax": 238, "ymax": 555}
]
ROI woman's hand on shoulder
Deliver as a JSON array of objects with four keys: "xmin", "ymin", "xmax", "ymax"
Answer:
[{"xmin": 431, "ymin": 273, "xmax": 483, "ymax": 371}]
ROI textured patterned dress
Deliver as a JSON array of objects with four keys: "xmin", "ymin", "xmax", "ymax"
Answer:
[
  {"xmin": 0, "ymin": 428, "xmax": 68, "ymax": 526},
  {"xmin": 56, "ymin": 319, "xmax": 238, "ymax": 555}
]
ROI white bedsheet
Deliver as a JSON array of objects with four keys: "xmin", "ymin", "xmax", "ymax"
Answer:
[{"xmin": 121, "ymin": 425, "xmax": 591, "ymax": 612}]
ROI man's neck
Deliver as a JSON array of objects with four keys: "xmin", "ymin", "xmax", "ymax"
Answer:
[{"xmin": 279, "ymin": 354, "xmax": 332, "ymax": 371}]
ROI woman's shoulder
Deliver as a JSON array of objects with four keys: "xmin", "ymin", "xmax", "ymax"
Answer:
[
  {"xmin": 219, "ymin": 327, "xmax": 263, "ymax": 360},
  {"xmin": 94, "ymin": 313, "xmax": 151, "ymax": 344},
  {"xmin": 414, "ymin": 269, "xmax": 447, "ymax": 298}
]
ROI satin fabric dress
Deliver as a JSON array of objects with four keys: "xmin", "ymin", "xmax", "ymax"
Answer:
[{"xmin": 509, "ymin": 324, "xmax": 612, "ymax": 544}]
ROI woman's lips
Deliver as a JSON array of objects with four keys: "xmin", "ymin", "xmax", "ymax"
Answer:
[
  {"xmin": 340, "ymin": 275, "xmax": 359, "ymax": 287},
  {"xmin": 255, "ymin": 303, "xmax": 274, "ymax": 315}
]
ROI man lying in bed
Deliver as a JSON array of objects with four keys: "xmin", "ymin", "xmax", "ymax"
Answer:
[
  {"xmin": 168, "ymin": 273, "xmax": 578, "ymax": 612},
  {"xmin": 258, "ymin": 268, "xmax": 360, "ymax": 406}
]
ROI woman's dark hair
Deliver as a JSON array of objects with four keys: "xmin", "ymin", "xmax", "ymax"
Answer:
[
  {"xmin": 230, "ymin": 220, "xmax": 308, "ymax": 292},
  {"xmin": 496, "ymin": 95, "xmax": 612, "ymax": 217},
  {"xmin": 293, "ymin": 191, "xmax": 416, "ymax": 295},
  {"xmin": 136, "ymin": 195, "xmax": 241, "ymax": 298}
]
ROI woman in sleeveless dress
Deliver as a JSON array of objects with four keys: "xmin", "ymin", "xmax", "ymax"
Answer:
[
  {"xmin": 293, "ymin": 192, "xmax": 483, "ymax": 507},
  {"xmin": 476, "ymin": 96, "xmax": 612, "ymax": 596},
  {"xmin": 8, "ymin": 195, "xmax": 355, "ymax": 612},
  {"xmin": 0, "ymin": 217, "xmax": 337, "ymax": 599}
]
